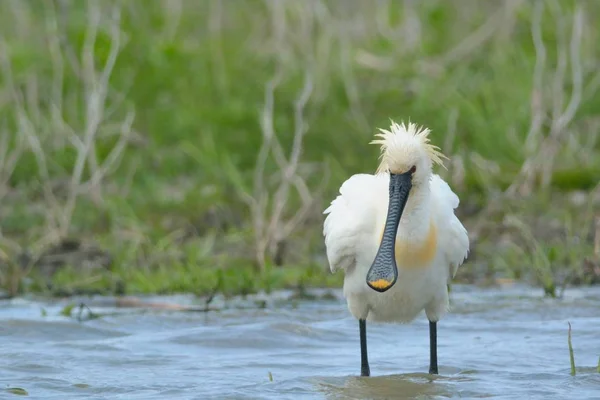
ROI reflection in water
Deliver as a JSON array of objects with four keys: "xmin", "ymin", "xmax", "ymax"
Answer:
[
  {"xmin": 0, "ymin": 285, "xmax": 600, "ymax": 399},
  {"xmin": 316, "ymin": 374, "xmax": 453, "ymax": 400}
]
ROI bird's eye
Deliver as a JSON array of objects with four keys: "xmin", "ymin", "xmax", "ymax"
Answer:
[{"xmin": 409, "ymin": 165, "xmax": 417, "ymax": 174}]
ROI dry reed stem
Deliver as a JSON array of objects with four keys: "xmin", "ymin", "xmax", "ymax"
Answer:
[
  {"xmin": 508, "ymin": 1, "xmax": 585, "ymax": 196},
  {"xmin": 235, "ymin": 0, "xmax": 336, "ymax": 269},
  {"xmin": 0, "ymin": 1, "xmax": 133, "ymax": 243}
]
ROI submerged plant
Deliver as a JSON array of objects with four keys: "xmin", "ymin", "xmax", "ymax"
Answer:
[
  {"xmin": 60, "ymin": 303, "xmax": 76, "ymax": 317},
  {"xmin": 5, "ymin": 387, "xmax": 28, "ymax": 396},
  {"xmin": 568, "ymin": 322, "xmax": 576, "ymax": 376}
]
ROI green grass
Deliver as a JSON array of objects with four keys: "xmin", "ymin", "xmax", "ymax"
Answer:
[
  {"xmin": 1, "ymin": 0, "xmax": 599, "ymax": 297},
  {"xmin": 27, "ymin": 259, "xmax": 342, "ymax": 298}
]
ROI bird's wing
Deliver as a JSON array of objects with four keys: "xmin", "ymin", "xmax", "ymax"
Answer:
[
  {"xmin": 323, "ymin": 173, "xmax": 387, "ymax": 273},
  {"xmin": 429, "ymin": 174, "xmax": 470, "ymax": 281}
]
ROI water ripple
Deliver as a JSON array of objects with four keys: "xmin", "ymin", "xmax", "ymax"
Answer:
[{"xmin": 1, "ymin": 285, "xmax": 599, "ymax": 399}]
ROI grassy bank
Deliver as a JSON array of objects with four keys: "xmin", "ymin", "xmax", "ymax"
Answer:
[{"xmin": 1, "ymin": 0, "xmax": 599, "ymax": 299}]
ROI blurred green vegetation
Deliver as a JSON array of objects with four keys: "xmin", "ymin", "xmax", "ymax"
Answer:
[{"xmin": 0, "ymin": 0, "xmax": 599, "ymax": 298}]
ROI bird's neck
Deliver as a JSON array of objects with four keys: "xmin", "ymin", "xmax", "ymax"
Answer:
[{"xmin": 397, "ymin": 183, "xmax": 432, "ymax": 242}]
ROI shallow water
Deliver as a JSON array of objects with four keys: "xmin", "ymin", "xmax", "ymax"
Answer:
[{"xmin": 1, "ymin": 285, "xmax": 599, "ymax": 400}]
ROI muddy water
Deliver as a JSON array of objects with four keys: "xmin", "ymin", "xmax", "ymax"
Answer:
[{"xmin": 1, "ymin": 285, "xmax": 599, "ymax": 400}]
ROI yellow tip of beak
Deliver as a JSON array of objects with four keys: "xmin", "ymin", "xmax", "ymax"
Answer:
[{"xmin": 368, "ymin": 279, "xmax": 394, "ymax": 290}]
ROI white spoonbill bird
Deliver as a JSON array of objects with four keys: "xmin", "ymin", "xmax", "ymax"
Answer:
[{"xmin": 323, "ymin": 120, "xmax": 469, "ymax": 376}]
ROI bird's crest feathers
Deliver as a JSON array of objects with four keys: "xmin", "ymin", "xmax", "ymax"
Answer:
[{"xmin": 370, "ymin": 120, "xmax": 448, "ymax": 174}]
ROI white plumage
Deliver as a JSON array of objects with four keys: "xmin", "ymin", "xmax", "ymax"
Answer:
[
  {"xmin": 323, "ymin": 120, "xmax": 469, "ymax": 321},
  {"xmin": 323, "ymin": 172, "xmax": 469, "ymax": 323}
]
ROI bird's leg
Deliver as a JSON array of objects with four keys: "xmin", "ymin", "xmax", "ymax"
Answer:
[
  {"xmin": 359, "ymin": 319, "xmax": 370, "ymax": 377},
  {"xmin": 429, "ymin": 320, "xmax": 438, "ymax": 374}
]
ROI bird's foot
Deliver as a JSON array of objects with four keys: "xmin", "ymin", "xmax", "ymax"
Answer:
[{"xmin": 361, "ymin": 366, "xmax": 370, "ymax": 377}]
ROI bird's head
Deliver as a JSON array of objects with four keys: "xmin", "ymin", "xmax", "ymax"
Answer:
[
  {"xmin": 366, "ymin": 120, "xmax": 447, "ymax": 293},
  {"xmin": 371, "ymin": 120, "xmax": 446, "ymax": 187}
]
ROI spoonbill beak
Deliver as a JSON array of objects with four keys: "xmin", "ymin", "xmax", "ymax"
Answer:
[{"xmin": 366, "ymin": 170, "xmax": 413, "ymax": 292}]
